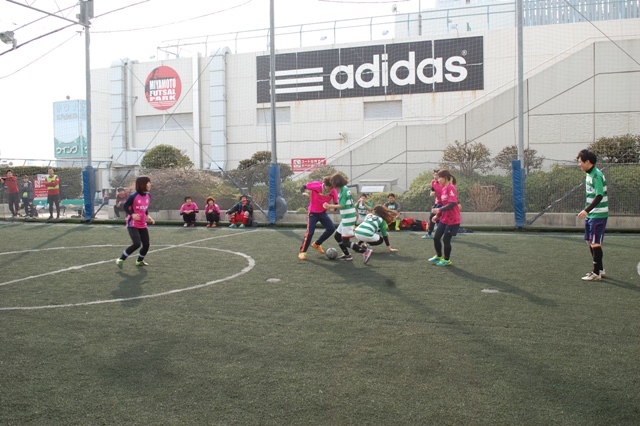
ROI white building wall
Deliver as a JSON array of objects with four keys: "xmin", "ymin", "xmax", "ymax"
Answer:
[{"xmin": 89, "ymin": 18, "xmax": 640, "ymax": 186}]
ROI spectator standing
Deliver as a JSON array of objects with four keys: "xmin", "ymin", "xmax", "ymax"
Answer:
[
  {"xmin": 44, "ymin": 168, "xmax": 61, "ymax": 220},
  {"xmin": 20, "ymin": 174, "xmax": 36, "ymax": 217},
  {"xmin": 1, "ymin": 170, "xmax": 20, "ymax": 218}
]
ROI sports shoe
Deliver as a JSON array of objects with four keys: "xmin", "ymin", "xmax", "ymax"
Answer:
[
  {"xmin": 436, "ymin": 259, "xmax": 452, "ymax": 266},
  {"xmin": 115, "ymin": 259, "xmax": 124, "ymax": 269},
  {"xmin": 428, "ymin": 255, "xmax": 443, "ymax": 263},
  {"xmin": 337, "ymin": 255, "xmax": 353, "ymax": 261},
  {"xmin": 238, "ymin": 224, "xmax": 245, "ymax": 228},
  {"xmin": 421, "ymin": 233, "xmax": 432, "ymax": 239},
  {"xmin": 298, "ymin": 252, "xmax": 307, "ymax": 260},
  {"xmin": 184, "ymin": 223, "xmax": 188, "ymax": 227},
  {"xmin": 311, "ymin": 243, "xmax": 325, "ymax": 254},
  {"xmin": 600, "ymin": 269, "xmax": 606, "ymax": 277},
  {"xmin": 363, "ymin": 249, "xmax": 373, "ymax": 264},
  {"xmin": 582, "ymin": 272, "xmax": 601, "ymax": 281},
  {"xmin": 211, "ymin": 223, "xmax": 217, "ymax": 228},
  {"xmin": 135, "ymin": 260, "xmax": 149, "ymax": 267},
  {"xmin": 206, "ymin": 224, "xmax": 211, "ymax": 228},
  {"xmin": 229, "ymin": 223, "xmax": 236, "ymax": 228}
]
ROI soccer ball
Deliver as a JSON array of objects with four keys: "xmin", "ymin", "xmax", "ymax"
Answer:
[{"xmin": 325, "ymin": 247, "xmax": 338, "ymax": 259}]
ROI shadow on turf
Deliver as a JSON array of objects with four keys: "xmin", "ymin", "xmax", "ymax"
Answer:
[
  {"xmin": 112, "ymin": 268, "xmax": 147, "ymax": 307},
  {"xmin": 447, "ymin": 267, "xmax": 558, "ymax": 307},
  {"xmin": 454, "ymin": 237, "xmax": 509, "ymax": 254},
  {"xmin": 604, "ymin": 276, "xmax": 640, "ymax": 292}
]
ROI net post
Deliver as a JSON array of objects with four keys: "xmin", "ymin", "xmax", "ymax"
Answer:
[{"xmin": 512, "ymin": 160, "xmax": 526, "ymax": 229}]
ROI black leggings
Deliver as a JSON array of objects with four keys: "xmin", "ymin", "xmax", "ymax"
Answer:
[
  {"xmin": 124, "ymin": 227, "xmax": 150, "ymax": 259},
  {"xmin": 433, "ymin": 222, "xmax": 454, "ymax": 260},
  {"xmin": 334, "ymin": 231, "xmax": 365, "ymax": 255}
]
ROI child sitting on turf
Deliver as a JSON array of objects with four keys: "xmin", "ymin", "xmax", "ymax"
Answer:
[
  {"xmin": 204, "ymin": 196, "xmax": 221, "ymax": 228},
  {"xmin": 180, "ymin": 196, "xmax": 199, "ymax": 227}
]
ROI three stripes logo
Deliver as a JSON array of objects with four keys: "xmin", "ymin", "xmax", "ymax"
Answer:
[{"xmin": 274, "ymin": 67, "xmax": 324, "ymax": 96}]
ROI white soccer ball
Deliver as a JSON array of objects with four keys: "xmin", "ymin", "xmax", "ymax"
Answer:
[{"xmin": 325, "ymin": 247, "xmax": 338, "ymax": 259}]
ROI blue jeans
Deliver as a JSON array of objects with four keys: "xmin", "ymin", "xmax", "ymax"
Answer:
[{"xmin": 300, "ymin": 211, "xmax": 335, "ymax": 253}]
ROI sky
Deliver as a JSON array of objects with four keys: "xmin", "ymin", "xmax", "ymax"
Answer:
[{"xmin": 0, "ymin": 0, "xmax": 431, "ymax": 161}]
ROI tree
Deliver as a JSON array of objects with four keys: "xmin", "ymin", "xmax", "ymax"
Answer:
[
  {"xmin": 493, "ymin": 145, "xmax": 545, "ymax": 174},
  {"xmin": 140, "ymin": 144, "xmax": 194, "ymax": 170},
  {"xmin": 588, "ymin": 134, "xmax": 640, "ymax": 163},
  {"xmin": 228, "ymin": 151, "xmax": 293, "ymax": 193},
  {"xmin": 440, "ymin": 140, "xmax": 492, "ymax": 177}
]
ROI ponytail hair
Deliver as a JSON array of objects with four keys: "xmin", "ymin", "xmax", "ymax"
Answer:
[
  {"xmin": 373, "ymin": 205, "xmax": 398, "ymax": 223},
  {"xmin": 437, "ymin": 169, "xmax": 456, "ymax": 185}
]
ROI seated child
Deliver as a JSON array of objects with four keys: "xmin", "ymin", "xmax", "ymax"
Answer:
[
  {"xmin": 204, "ymin": 196, "xmax": 221, "ymax": 228},
  {"xmin": 179, "ymin": 196, "xmax": 199, "ymax": 227},
  {"xmin": 226, "ymin": 195, "xmax": 253, "ymax": 228}
]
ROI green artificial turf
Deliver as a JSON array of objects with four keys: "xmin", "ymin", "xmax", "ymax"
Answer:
[{"xmin": 0, "ymin": 222, "xmax": 638, "ymax": 425}]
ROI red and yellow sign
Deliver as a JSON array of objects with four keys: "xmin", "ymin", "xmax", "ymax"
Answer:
[{"xmin": 291, "ymin": 158, "xmax": 326, "ymax": 172}]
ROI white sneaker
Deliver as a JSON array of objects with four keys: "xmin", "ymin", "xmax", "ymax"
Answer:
[{"xmin": 581, "ymin": 272, "xmax": 601, "ymax": 281}]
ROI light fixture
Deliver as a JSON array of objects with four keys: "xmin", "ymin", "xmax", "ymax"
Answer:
[
  {"xmin": 320, "ymin": 36, "xmax": 327, "ymax": 41},
  {"xmin": 382, "ymin": 30, "xmax": 389, "ymax": 36},
  {"xmin": 0, "ymin": 31, "xmax": 17, "ymax": 48}
]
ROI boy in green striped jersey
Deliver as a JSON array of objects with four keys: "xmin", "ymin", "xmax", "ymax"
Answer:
[
  {"xmin": 576, "ymin": 149, "xmax": 608, "ymax": 281},
  {"xmin": 323, "ymin": 173, "xmax": 366, "ymax": 261},
  {"xmin": 354, "ymin": 205, "xmax": 399, "ymax": 264}
]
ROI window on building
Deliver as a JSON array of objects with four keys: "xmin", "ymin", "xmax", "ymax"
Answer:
[
  {"xmin": 257, "ymin": 107, "xmax": 291, "ymax": 125},
  {"xmin": 137, "ymin": 113, "xmax": 193, "ymax": 131},
  {"xmin": 363, "ymin": 101, "xmax": 402, "ymax": 120}
]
